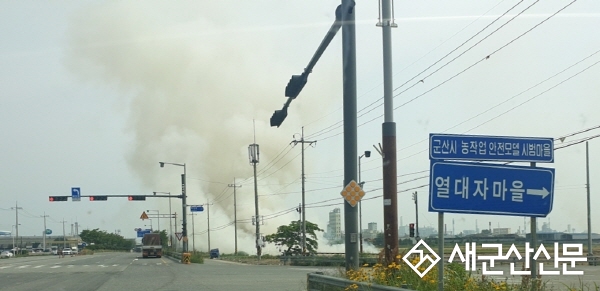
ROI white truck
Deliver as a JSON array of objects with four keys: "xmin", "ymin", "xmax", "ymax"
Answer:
[{"xmin": 141, "ymin": 233, "xmax": 162, "ymax": 258}]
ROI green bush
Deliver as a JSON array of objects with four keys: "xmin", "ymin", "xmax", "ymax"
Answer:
[{"xmin": 190, "ymin": 251, "xmax": 204, "ymax": 264}]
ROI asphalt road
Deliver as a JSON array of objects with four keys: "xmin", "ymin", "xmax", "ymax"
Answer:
[{"xmin": 0, "ymin": 252, "xmax": 334, "ymax": 291}]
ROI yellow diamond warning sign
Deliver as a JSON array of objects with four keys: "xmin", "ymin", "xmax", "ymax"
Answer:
[
  {"xmin": 340, "ymin": 180, "xmax": 365, "ymax": 207},
  {"xmin": 140, "ymin": 211, "xmax": 149, "ymax": 220}
]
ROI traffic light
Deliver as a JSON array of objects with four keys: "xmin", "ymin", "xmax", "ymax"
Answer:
[
  {"xmin": 409, "ymin": 223, "xmax": 415, "ymax": 238},
  {"xmin": 49, "ymin": 196, "xmax": 69, "ymax": 202},
  {"xmin": 89, "ymin": 196, "xmax": 108, "ymax": 201},
  {"xmin": 284, "ymin": 74, "xmax": 307, "ymax": 99},
  {"xmin": 270, "ymin": 107, "xmax": 288, "ymax": 127},
  {"xmin": 128, "ymin": 196, "xmax": 146, "ymax": 201}
]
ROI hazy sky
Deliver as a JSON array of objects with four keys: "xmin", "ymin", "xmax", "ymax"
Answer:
[{"xmin": 1, "ymin": 1, "xmax": 600, "ymax": 254}]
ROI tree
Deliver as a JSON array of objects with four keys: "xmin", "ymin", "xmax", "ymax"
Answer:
[
  {"xmin": 153, "ymin": 230, "xmax": 168, "ymax": 249},
  {"xmin": 265, "ymin": 220, "xmax": 323, "ymax": 256}
]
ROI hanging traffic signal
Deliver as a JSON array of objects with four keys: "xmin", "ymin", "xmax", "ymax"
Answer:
[
  {"xmin": 284, "ymin": 74, "xmax": 307, "ymax": 99},
  {"xmin": 409, "ymin": 223, "xmax": 415, "ymax": 238},
  {"xmin": 128, "ymin": 196, "xmax": 146, "ymax": 201},
  {"xmin": 270, "ymin": 107, "xmax": 288, "ymax": 127},
  {"xmin": 49, "ymin": 196, "xmax": 69, "ymax": 202},
  {"xmin": 89, "ymin": 196, "xmax": 108, "ymax": 201}
]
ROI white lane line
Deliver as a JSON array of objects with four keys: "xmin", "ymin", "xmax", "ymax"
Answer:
[
  {"xmin": 112, "ymin": 264, "xmax": 118, "ymax": 267},
  {"xmin": 67, "ymin": 265, "xmax": 74, "ymax": 268},
  {"xmin": 17, "ymin": 265, "xmax": 30, "ymax": 269},
  {"xmin": 98, "ymin": 265, "xmax": 106, "ymax": 268},
  {"xmin": 0, "ymin": 266, "xmax": 13, "ymax": 269},
  {"xmin": 33, "ymin": 265, "xmax": 45, "ymax": 269},
  {"xmin": 50, "ymin": 266, "xmax": 61, "ymax": 269}
]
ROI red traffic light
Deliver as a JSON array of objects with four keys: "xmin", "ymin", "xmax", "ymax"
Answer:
[
  {"xmin": 49, "ymin": 196, "xmax": 69, "ymax": 202},
  {"xmin": 89, "ymin": 196, "xmax": 108, "ymax": 201},
  {"xmin": 128, "ymin": 196, "xmax": 146, "ymax": 201}
]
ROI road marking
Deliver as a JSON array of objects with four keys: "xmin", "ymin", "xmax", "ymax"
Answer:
[
  {"xmin": 17, "ymin": 265, "xmax": 30, "ymax": 269},
  {"xmin": 112, "ymin": 264, "xmax": 118, "ymax": 267},
  {"xmin": 67, "ymin": 265, "xmax": 74, "ymax": 268},
  {"xmin": 0, "ymin": 266, "xmax": 13, "ymax": 269},
  {"xmin": 50, "ymin": 266, "xmax": 61, "ymax": 269},
  {"xmin": 98, "ymin": 265, "xmax": 106, "ymax": 268},
  {"xmin": 83, "ymin": 265, "xmax": 89, "ymax": 267},
  {"xmin": 33, "ymin": 265, "xmax": 45, "ymax": 268}
]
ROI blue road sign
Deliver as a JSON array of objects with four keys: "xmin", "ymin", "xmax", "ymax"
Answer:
[
  {"xmin": 429, "ymin": 161, "xmax": 555, "ymax": 217},
  {"xmin": 190, "ymin": 205, "xmax": 204, "ymax": 212},
  {"xmin": 71, "ymin": 187, "xmax": 81, "ymax": 202},
  {"xmin": 429, "ymin": 133, "xmax": 554, "ymax": 162},
  {"xmin": 136, "ymin": 229, "xmax": 152, "ymax": 238}
]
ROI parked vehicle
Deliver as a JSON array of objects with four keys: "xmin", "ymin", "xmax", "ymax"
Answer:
[
  {"xmin": 141, "ymin": 233, "xmax": 162, "ymax": 258},
  {"xmin": 1, "ymin": 251, "xmax": 14, "ymax": 258},
  {"xmin": 63, "ymin": 248, "xmax": 72, "ymax": 256}
]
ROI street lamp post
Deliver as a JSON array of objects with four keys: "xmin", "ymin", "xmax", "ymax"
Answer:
[
  {"xmin": 146, "ymin": 210, "xmax": 160, "ymax": 232},
  {"xmin": 160, "ymin": 162, "xmax": 188, "ymax": 253},
  {"xmin": 358, "ymin": 150, "xmax": 371, "ymax": 254}
]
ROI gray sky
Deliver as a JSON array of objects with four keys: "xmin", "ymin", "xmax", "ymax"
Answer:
[{"xmin": 1, "ymin": 1, "xmax": 600, "ymax": 254}]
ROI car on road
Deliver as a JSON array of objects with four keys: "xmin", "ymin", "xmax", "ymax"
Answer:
[
  {"xmin": 62, "ymin": 248, "xmax": 72, "ymax": 255},
  {"xmin": 1, "ymin": 251, "xmax": 14, "ymax": 258}
]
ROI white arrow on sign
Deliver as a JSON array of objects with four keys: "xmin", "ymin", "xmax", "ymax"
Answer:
[{"xmin": 526, "ymin": 187, "xmax": 550, "ymax": 199}]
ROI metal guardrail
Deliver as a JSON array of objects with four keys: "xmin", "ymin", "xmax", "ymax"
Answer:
[{"xmin": 307, "ymin": 272, "xmax": 414, "ymax": 291}]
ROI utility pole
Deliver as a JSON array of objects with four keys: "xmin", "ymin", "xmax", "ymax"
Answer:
[
  {"xmin": 413, "ymin": 192, "xmax": 420, "ymax": 239},
  {"xmin": 378, "ymin": 0, "xmax": 399, "ymax": 264},
  {"xmin": 586, "ymin": 141, "xmax": 593, "ymax": 257},
  {"xmin": 292, "ymin": 127, "xmax": 316, "ymax": 254},
  {"xmin": 207, "ymin": 201, "xmax": 211, "ymax": 252},
  {"xmin": 11, "ymin": 202, "xmax": 22, "ymax": 250},
  {"xmin": 249, "ymin": 139, "xmax": 261, "ymax": 259},
  {"xmin": 189, "ymin": 213, "xmax": 196, "ymax": 252},
  {"xmin": 41, "ymin": 212, "xmax": 49, "ymax": 250},
  {"xmin": 228, "ymin": 179, "xmax": 242, "ymax": 254},
  {"xmin": 61, "ymin": 219, "xmax": 67, "ymax": 249}
]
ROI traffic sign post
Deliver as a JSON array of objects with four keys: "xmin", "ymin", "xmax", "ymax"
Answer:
[
  {"xmin": 190, "ymin": 205, "xmax": 204, "ymax": 212},
  {"xmin": 429, "ymin": 161, "xmax": 554, "ymax": 217},
  {"xmin": 429, "ymin": 133, "xmax": 554, "ymax": 162},
  {"xmin": 71, "ymin": 187, "xmax": 81, "ymax": 202}
]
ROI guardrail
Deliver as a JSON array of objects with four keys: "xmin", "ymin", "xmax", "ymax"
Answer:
[{"xmin": 307, "ymin": 272, "xmax": 414, "ymax": 291}]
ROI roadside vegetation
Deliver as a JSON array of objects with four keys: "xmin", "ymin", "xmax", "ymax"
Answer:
[{"xmin": 344, "ymin": 254, "xmax": 599, "ymax": 291}]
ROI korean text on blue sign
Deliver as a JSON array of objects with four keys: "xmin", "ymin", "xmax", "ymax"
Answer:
[
  {"xmin": 429, "ymin": 161, "xmax": 555, "ymax": 217},
  {"xmin": 429, "ymin": 134, "xmax": 554, "ymax": 162}
]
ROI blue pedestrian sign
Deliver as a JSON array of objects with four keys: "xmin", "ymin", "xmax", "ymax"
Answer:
[
  {"xmin": 429, "ymin": 161, "xmax": 555, "ymax": 217},
  {"xmin": 71, "ymin": 187, "xmax": 81, "ymax": 202},
  {"xmin": 429, "ymin": 133, "xmax": 554, "ymax": 163},
  {"xmin": 190, "ymin": 205, "xmax": 204, "ymax": 212}
]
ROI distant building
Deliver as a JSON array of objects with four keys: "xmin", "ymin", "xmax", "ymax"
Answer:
[
  {"xmin": 326, "ymin": 208, "xmax": 342, "ymax": 240},
  {"xmin": 493, "ymin": 228, "xmax": 511, "ymax": 235},
  {"xmin": 571, "ymin": 233, "xmax": 600, "ymax": 240},
  {"xmin": 419, "ymin": 226, "xmax": 437, "ymax": 238},
  {"xmin": 362, "ymin": 222, "xmax": 378, "ymax": 240},
  {"xmin": 462, "ymin": 230, "xmax": 476, "ymax": 235}
]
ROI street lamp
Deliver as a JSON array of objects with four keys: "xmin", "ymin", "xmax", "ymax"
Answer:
[
  {"xmin": 154, "ymin": 191, "xmax": 173, "ymax": 248},
  {"xmin": 358, "ymin": 150, "xmax": 371, "ymax": 254},
  {"xmin": 146, "ymin": 209, "xmax": 160, "ymax": 232},
  {"xmin": 160, "ymin": 162, "xmax": 188, "ymax": 252}
]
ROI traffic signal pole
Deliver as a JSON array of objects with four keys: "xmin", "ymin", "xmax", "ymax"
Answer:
[{"xmin": 341, "ymin": 0, "xmax": 359, "ymax": 271}]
